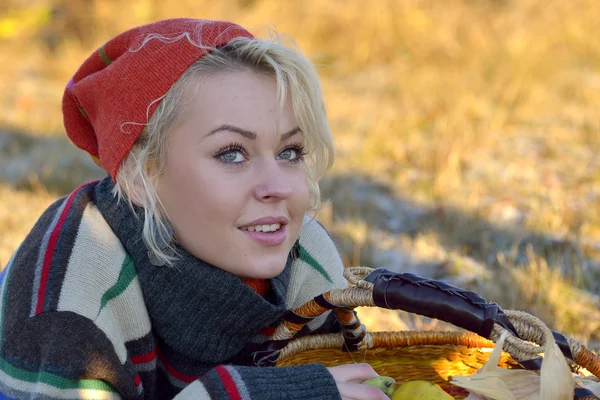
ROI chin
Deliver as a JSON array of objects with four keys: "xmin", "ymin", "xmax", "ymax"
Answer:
[{"xmin": 244, "ymin": 257, "xmax": 288, "ymax": 279}]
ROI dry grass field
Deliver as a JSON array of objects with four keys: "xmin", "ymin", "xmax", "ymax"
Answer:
[{"xmin": 1, "ymin": 0, "xmax": 600, "ymax": 346}]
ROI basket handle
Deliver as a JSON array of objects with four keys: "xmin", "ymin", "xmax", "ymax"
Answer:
[
  {"xmin": 363, "ymin": 267, "xmax": 519, "ymax": 340},
  {"xmin": 253, "ymin": 267, "xmax": 600, "ymax": 380},
  {"xmin": 350, "ymin": 268, "xmax": 599, "ymax": 375},
  {"xmin": 259, "ymin": 267, "xmax": 520, "ymax": 354}
]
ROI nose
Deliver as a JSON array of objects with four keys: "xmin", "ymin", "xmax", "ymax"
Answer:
[{"xmin": 254, "ymin": 160, "xmax": 292, "ymax": 201}]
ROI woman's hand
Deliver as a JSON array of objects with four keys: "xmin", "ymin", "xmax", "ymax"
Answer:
[{"xmin": 327, "ymin": 363, "xmax": 391, "ymax": 400}]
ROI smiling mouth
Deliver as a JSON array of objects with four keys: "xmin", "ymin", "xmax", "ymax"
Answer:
[{"xmin": 240, "ymin": 223, "xmax": 282, "ymax": 233}]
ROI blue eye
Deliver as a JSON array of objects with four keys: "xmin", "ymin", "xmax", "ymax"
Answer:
[
  {"xmin": 214, "ymin": 143, "xmax": 247, "ymax": 165},
  {"xmin": 278, "ymin": 148, "xmax": 296, "ymax": 160},
  {"xmin": 221, "ymin": 150, "xmax": 245, "ymax": 163},
  {"xmin": 277, "ymin": 143, "xmax": 306, "ymax": 163}
]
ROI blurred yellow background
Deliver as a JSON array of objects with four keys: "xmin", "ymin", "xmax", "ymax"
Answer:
[{"xmin": 1, "ymin": 0, "xmax": 600, "ymax": 345}]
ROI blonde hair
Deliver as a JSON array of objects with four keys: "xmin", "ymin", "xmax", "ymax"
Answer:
[{"xmin": 114, "ymin": 34, "xmax": 334, "ymax": 266}]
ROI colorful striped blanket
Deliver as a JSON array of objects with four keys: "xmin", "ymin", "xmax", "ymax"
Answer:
[{"xmin": 0, "ymin": 177, "xmax": 347, "ymax": 399}]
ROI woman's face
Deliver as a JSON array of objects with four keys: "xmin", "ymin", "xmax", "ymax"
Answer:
[{"xmin": 157, "ymin": 70, "xmax": 310, "ymax": 278}]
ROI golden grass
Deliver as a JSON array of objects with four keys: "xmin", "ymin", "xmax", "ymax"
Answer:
[
  {"xmin": 2, "ymin": 0, "xmax": 600, "ymax": 345},
  {"xmin": 0, "ymin": 183, "xmax": 57, "ymax": 267}
]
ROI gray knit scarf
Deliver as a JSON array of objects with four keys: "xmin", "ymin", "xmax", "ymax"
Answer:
[{"xmin": 93, "ymin": 177, "xmax": 292, "ymax": 367}]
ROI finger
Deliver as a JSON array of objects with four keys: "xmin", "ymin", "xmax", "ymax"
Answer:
[
  {"xmin": 328, "ymin": 363, "xmax": 379, "ymax": 382},
  {"xmin": 337, "ymin": 381, "xmax": 390, "ymax": 400}
]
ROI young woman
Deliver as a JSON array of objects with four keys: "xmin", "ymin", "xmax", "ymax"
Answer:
[{"xmin": 0, "ymin": 18, "xmax": 388, "ymax": 399}]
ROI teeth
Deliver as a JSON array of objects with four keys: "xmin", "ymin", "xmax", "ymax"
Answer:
[{"xmin": 241, "ymin": 223, "xmax": 281, "ymax": 232}]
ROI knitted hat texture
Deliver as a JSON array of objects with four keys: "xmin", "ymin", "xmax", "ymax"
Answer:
[{"xmin": 62, "ymin": 18, "xmax": 254, "ymax": 180}]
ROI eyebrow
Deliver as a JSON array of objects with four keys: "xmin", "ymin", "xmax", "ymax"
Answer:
[{"xmin": 207, "ymin": 124, "xmax": 302, "ymax": 141}]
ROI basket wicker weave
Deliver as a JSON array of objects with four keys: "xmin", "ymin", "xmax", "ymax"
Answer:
[
  {"xmin": 257, "ymin": 267, "xmax": 600, "ymax": 399},
  {"xmin": 277, "ymin": 332, "xmax": 519, "ymax": 398}
]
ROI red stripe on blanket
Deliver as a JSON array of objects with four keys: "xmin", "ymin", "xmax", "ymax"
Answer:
[
  {"xmin": 215, "ymin": 365, "xmax": 242, "ymax": 400},
  {"xmin": 35, "ymin": 182, "xmax": 92, "ymax": 314},
  {"xmin": 157, "ymin": 352, "xmax": 198, "ymax": 384},
  {"xmin": 131, "ymin": 346, "xmax": 157, "ymax": 365}
]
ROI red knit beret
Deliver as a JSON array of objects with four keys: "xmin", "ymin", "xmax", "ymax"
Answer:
[{"xmin": 62, "ymin": 18, "xmax": 254, "ymax": 180}]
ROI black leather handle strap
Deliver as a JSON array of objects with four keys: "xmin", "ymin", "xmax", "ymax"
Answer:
[
  {"xmin": 364, "ymin": 268, "xmax": 519, "ymax": 339},
  {"xmin": 251, "ymin": 338, "xmax": 290, "ymax": 367},
  {"xmin": 554, "ymin": 330, "xmax": 576, "ymax": 363},
  {"xmin": 575, "ymin": 387, "xmax": 600, "ymax": 399},
  {"xmin": 363, "ymin": 268, "xmax": 589, "ymax": 372}
]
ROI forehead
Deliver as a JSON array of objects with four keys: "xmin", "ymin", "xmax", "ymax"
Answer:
[{"xmin": 178, "ymin": 70, "xmax": 297, "ymax": 129}]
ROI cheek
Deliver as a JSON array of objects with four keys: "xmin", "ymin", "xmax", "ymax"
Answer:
[
  {"xmin": 290, "ymin": 172, "xmax": 311, "ymax": 211},
  {"xmin": 164, "ymin": 168, "xmax": 241, "ymax": 216},
  {"xmin": 159, "ymin": 158, "xmax": 219, "ymax": 220}
]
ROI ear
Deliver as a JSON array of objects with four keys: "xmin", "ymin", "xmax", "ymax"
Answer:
[
  {"xmin": 116, "ymin": 173, "xmax": 155, "ymax": 209},
  {"xmin": 120, "ymin": 149, "xmax": 163, "ymax": 205},
  {"xmin": 126, "ymin": 182, "xmax": 149, "ymax": 208}
]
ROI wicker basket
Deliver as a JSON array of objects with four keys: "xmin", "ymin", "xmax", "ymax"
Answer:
[
  {"xmin": 277, "ymin": 332, "xmax": 519, "ymax": 398},
  {"xmin": 254, "ymin": 267, "xmax": 600, "ymax": 399}
]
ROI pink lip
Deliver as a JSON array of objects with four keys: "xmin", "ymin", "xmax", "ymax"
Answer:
[
  {"xmin": 239, "ymin": 216, "xmax": 289, "ymax": 247},
  {"xmin": 241, "ymin": 216, "xmax": 289, "ymax": 226},
  {"xmin": 240, "ymin": 224, "xmax": 287, "ymax": 246}
]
